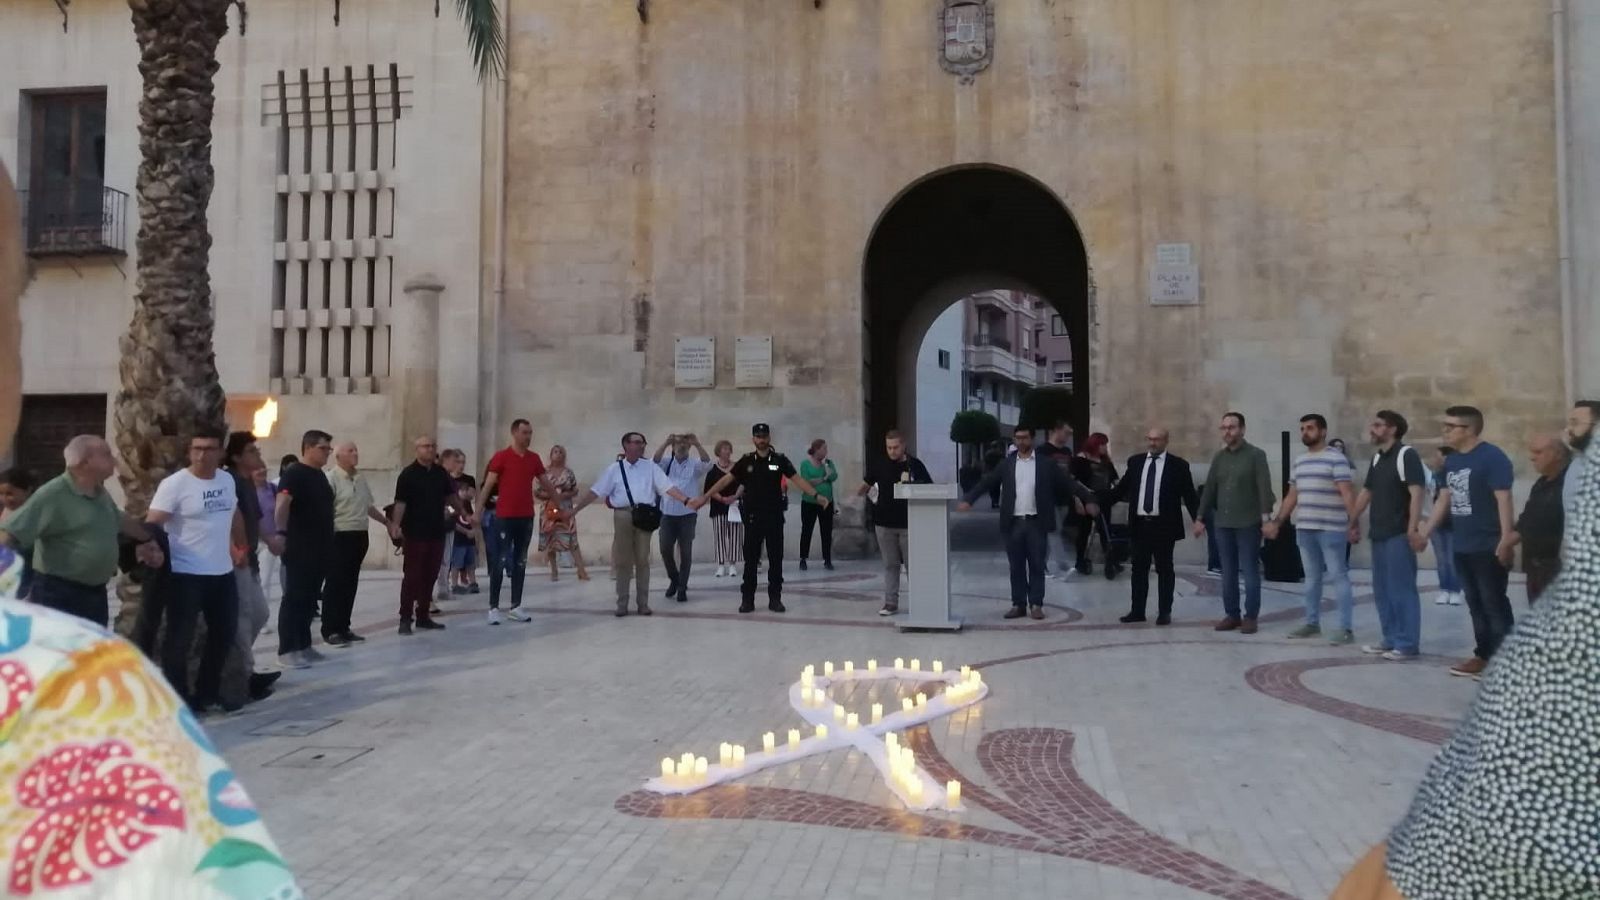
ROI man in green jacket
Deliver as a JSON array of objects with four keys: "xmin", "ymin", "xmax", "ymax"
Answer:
[{"xmin": 1194, "ymin": 411, "xmax": 1276, "ymax": 633}]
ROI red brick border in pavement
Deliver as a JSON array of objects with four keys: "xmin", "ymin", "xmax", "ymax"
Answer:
[{"xmin": 1244, "ymin": 657, "xmax": 1455, "ymax": 745}]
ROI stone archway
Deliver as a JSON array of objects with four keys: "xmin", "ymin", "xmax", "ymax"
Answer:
[{"xmin": 862, "ymin": 165, "xmax": 1091, "ymax": 457}]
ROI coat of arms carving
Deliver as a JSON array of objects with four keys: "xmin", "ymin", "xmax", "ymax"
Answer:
[{"xmin": 939, "ymin": 0, "xmax": 994, "ymax": 82}]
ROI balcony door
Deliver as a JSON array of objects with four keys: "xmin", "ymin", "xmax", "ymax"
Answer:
[{"xmin": 27, "ymin": 91, "xmax": 107, "ymax": 251}]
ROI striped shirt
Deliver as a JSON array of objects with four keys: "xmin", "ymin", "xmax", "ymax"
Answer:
[{"xmin": 1290, "ymin": 448, "xmax": 1352, "ymax": 531}]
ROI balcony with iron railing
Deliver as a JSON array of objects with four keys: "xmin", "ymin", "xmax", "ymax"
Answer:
[
  {"xmin": 965, "ymin": 334, "xmax": 1041, "ymax": 385},
  {"xmin": 19, "ymin": 181, "xmax": 129, "ymax": 258}
]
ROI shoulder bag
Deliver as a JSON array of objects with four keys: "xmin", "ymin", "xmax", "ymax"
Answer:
[{"xmin": 619, "ymin": 459, "xmax": 663, "ymax": 532}]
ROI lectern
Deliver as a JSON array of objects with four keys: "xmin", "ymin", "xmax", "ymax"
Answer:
[{"xmin": 893, "ymin": 483, "xmax": 961, "ymax": 632}]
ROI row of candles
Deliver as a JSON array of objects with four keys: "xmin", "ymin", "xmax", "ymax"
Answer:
[
  {"xmin": 660, "ymin": 725, "xmax": 832, "ymax": 785},
  {"xmin": 800, "ymin": 658, "xmax": 972, "ymax": 688},
  {"xmin": 884, "ymin": 732, "xmax": 962, "ymax": 809}
]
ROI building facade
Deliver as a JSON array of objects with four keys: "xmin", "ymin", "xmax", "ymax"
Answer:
[{"xmin": 4, "ymin": 0, "xmax": 1597, "ymax": 559}]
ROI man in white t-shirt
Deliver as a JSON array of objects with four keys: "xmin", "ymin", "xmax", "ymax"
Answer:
[{"xmin": 146, "ymin": 428, "xmax": 247, "ymax": 713}]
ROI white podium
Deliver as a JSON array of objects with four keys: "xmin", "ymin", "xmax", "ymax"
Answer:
[{"xmin": 893, "ymin": 483, "xmax": 961, "ymax": 632}]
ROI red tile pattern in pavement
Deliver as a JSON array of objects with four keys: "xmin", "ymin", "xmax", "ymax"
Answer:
[
  {"xmin": 618, "ymin": 724, "xmax": 1296, "ymax": 900},
  {"xmin": 1244, "ymin": 657, "xmax": 1455, "ymax": 745}
]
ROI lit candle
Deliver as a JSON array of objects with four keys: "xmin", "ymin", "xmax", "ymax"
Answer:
[
  {"xmin": 959, "ymin": 665, "xmax": 971, "ymax": 680},
  {"xmin": 763, "ymin": 732, "xmax": 776, "ymax": 753},
  {"xmin": 871, "ymin": 702, "xmax": 884, "ymax": 724},
  {"xmin": 947, "ymin": 780, "xmax": 961, "ymax": 809},
  {"xmin": 843, "ymin": 661, "xmax": 854, "ymax": 675},
  {"xmin": 720, "ymin": 743, "xmax": 733, "ymax": 767},
  {"xmin": 915, "ymin": 692, "xmax": 928, "ymax": 707},
  {"xmin": 902, "ymin": 697, "xmax": 914, "ymax": 713},
  {"xmin": 732, "ymin": 745, "xmax": 746, "ymax": 766},
  {"xmin": 894, "ymin": 657, "xmax": 904, "ymax": 670},
  {"xmin": 846, "ymin": 712, "xmax": 859, "ymax": 730},
  {"xmin": 972, "ymin": 670, "xmax": 983, "ymax": 685},
  {"xmin": 833, "ymin": 704, "xmax": 846, "ymax": 723},
  {"xmin": 908, "ymin": 777, "xmax": 924, "ymax": 801},
  {"xmin": 801, "ymin": 672, "xmax": 814, "ymax": 689},
  {"xmin": 694, "ymin": 757, "xmax": 709, "ymax": 779},
  {"xmin": 932, "ymin": 660, "xmax": 943, "ymax": 674},
  {"xmin": 788, "ymin": 728, "xmax": 801, "ymax": 750},
  {"xmin": 661, "ymin": 758, "xmax": 676, "ymax": 780},
  {"xmin": 824, "ymin": 661, "xmax": 834, "ymax": 677},
  {"xmin": 804, "ymin": 664, "xmax": 814, "ymax": 677},
  {"xmin": 910, "ymin": 658, "xmax": 921, "ymax": 672},
  {"xmin": 867, "ymin": 659, "xmax": 878, "ymax": 673},
  {"xmin": 816, "ymin": 724, "xmax": 828, "ymax": 740},
  {"xmin": 681, "ymin": 752, "xmax": 695, "ymax": 773},
  {"xmin": 886, "ymin": 733, "xmax": 899, "ymax": 753}
]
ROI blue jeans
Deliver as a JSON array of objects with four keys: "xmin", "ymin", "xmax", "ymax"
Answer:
[
  {"xmin": 1430, "ymin": 529, "xmax": 1459, "ymax": 592},
  {"xmin": 1215, "ymin": 526, "xmax": 1262, "ymax": 620},
  {"xmin": 488, "ymin": 515, "xmax": 535, "ymax": 610},
  {"xmin": 1004, "ymin": 524, "xmax": 1049, "ymax": 608},
  {"xmin": 1297, "ymin": 528, "xmax": 1352, "ymax": 631},
  {"xmin": 1456, "ymin": 551, "xmax": 1512, "ymax": 660},
  {"xmin": 1371, "ymin": 534, "xmax": 1421, "ymax": 654}
]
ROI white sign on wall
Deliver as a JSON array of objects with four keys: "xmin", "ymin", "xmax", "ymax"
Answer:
[
  {"xmin": 735, "ymin": 335, "xmax": 773, "ymax": 388},
  {"xmin": 1149, "ymin": 264, "xmax": 1200, "ymax": 306},
  {"xmin": 1155, "ymin": 242, "xmax": 1192, "ymax": 266},
  {"xmin": 673, "ymin": 336, "xmax": 716, "ymax": 388}
]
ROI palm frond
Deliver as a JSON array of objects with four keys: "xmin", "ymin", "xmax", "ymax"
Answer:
[{"xmin": 447, "ymin": 0, "xmax": 505, "ymax": 81}]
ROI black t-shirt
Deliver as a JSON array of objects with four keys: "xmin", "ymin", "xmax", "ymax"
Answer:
[
  {"xmin": 278, "ymin": 462, "xmax": 334, "ymax": 561},
  {"xmin": 731, "ymin": 451, "xmax": 797, "ymax": 514},
  {"xmin": 1517, "ymin": 470, "xmax": 1568, "ymax": 561},
  {"xmin": 1364, "ymin": 444, "xmax": 1427, "ymax": 541},
  {"xmin": 395, "ymin": 461, "xmax": 457, "ymax": 539},
  {"xmin": 863, "ymin": 455, "xmax": 933, "ymax": 529}
]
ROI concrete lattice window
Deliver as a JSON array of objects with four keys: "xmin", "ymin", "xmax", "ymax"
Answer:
[{"xmin": 261, "ymin": 64, "xmax": 411, "ymax": 396}]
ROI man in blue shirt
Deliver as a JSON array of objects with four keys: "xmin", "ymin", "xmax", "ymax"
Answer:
[{"xmin": 1416, "ymin": 405, "xmax": 1515, "ymax": 679}]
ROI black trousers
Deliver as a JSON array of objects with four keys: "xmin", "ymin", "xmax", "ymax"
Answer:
[
  {"xmin": 321, "ymin": 531, "xmax": 368, "ymax": 638},
  {"xmin": 278, "ymin": 555, "xmax": 326, "ymax": 655},
  {"xmin": 163, "ymin": 572, "xmax": 239, "ymax": 705},
  {"xmin": 1129, "ymin": 519, "xmax": 1177, "ymax": 618},
  {"xmin": 742, "ymin": 513, "xmax": 785, "ymax": 602},
  {"xmin": 31, "ymin": 573, "xmax": 110, "ymax": 629},
  {"xmin": 799, "ymin": 502, "xmax": 833, "ymax": 563}
]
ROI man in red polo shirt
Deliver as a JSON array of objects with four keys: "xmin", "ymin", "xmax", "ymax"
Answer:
[{"xmin": 479, "ymin": 419, "xmax": 558, "ymax": 624}]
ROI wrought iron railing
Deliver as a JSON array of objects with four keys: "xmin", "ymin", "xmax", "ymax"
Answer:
[{"xmin": 19, "ymin": 182, "xmax": 128, "ymax": 257}]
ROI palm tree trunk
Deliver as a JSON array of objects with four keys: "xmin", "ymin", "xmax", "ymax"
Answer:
[{"xmin": 112, "ymin": 0, "xmax": 232, "ymax": 636}]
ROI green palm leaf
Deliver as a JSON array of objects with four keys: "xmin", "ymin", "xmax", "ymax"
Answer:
[{"xmin": 448, "ymin": 0, "xmax": 505, "ymax": 80}]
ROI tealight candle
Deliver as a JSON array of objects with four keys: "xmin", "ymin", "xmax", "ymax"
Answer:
[
  {"xmin": 816, "ymin": 724, "xmax": 828, "ymax": 740},
  {"xmin": 908, "ymin": 777, "xmax": 924, "ymax": 801},
  {"xmin": 833, "ymin": 704, "xmax": 846, "ymax": 723},
  {"xmin": 932, "ymin": 660, "xmax": 943, "ymax": 674},
  {"xmin": 661, "ymin": 758, "xmax": 676, "ymax": 779},
  {"xmin": 867, "ymin": 659, "xmax": 878, "ymax": 672},
  {"xmin": 720, "ymin": 743, "xmax": 733, "ymax": 767},
  {"xmin": 902, "ymin": 697, "xmax": 914, "ymax": 713},
  {"xmin": 763, "ymin": 732, "xmax": 776, "ymax": 753},
  {"xmin": 871, "ymin": 702, "xmax": 883, "ymax": 724},
  {"xmin": 681, "ymin": 752, "xmax": 695, "ymax": 772},
  {"xmin": 824, "ymin": 661, "xmax": 834, "ymax": 677},
  {"xmin": 843, "ymin": 661, "xmax": 854, "ymax": 675},
  {"xmin": 732, "ymin": 745, "xmax": 746, "ymax": 765},
  {"xmin": 694, "ymin": 757, "xmax": 709, "ymax": 779},
  {"xmin": 947, "ymin": 780, "xmax": 961, "ymax": 808},
  {"xmin": 804, "ymin": 664, "xmax": 815, "ymax": 676},
  {"xmin": 910, "ymin": 658, "xmax": 921, "ymax": 672},
  {"xmin": 801, "ymin": 672, "xmax": 814, "ymax": 689},
  {"xmin": 915, "ymin": 692, "xmax": 928, "ymax": 707},
  {"xmin": 788, "ymin": 728, "xmax": 801, "ymax": 750},
  {"xmin": 846, "ymin": 712, "xmax": 859, "ymax": 730},
  {"xmin": 886, "ymin": 733, "xmax": 899, "ymax": 752},
  {"xmin": 959, "ymin": 665, "xmax": 971, "ymax": 680},
  {"xmin": 894, "ymin": 657, "xmax": 905, "ymax": 670}
]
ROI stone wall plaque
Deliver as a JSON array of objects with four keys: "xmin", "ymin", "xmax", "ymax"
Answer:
[
  {"xmin": 735, "ymin": 335, "xmax": 773, "ymax": 388},
  {"xmin": 1149, "ymin": 265, "xmax": 1200, "ymax": 306},
  {"xmin": 939, "ymin": 0, "xmax": 994, "ymax": 83},
  {"xmin": 1155, "ymin": 242, "xmax": 1192, "ymax": 266},
  {"xmin": 674, "ymin": 336, "xmax": 716, "ymax": 388}
]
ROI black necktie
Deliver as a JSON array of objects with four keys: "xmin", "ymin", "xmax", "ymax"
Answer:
[{"xmin": 1142, "ymin": 454, "xmax": 1158, "ymax": 515}]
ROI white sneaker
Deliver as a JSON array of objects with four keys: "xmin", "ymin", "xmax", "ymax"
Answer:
[
  {"xmin": 1434, "ymin": 592, "xmax": 1451, "ymax": 605},
  {"xmin": 714, "ymin": 565, "xmax": 725, "ymax": 578},
  {"xmin": 1361, "ymin": 644, "xmax": 1391, "ymax": 655},
  {"xmin": 505, "ymin": 607, "xmax": 533, "ymax": 623},
  {"xmin": 487, "ymin": 608, "xmax": 503, "ymax": 625},
  {"xmin": 277, "ymin": 652, "xmax": 311, "ymax": 670},
  {"xmin": 1381, "ymin": 650, "xmax": 1416, "ymax": 661},
  {"xmin": 1450, "ymin": 592, "xmax": 1464, "ymax": 606}
]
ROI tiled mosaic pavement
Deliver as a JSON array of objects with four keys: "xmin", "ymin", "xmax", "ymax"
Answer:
[{"xmin": 206, "ymin": 526, "xmax": 1513, "ymax": 899}]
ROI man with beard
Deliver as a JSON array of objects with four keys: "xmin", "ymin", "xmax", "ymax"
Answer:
[
  {"xmin": 1566, "ymin": 400, "xmax": 1597, "ymax": 517},
  {"xmin": 1268, "ymin": 414, "xmax": 1357, "ymax": 644}
]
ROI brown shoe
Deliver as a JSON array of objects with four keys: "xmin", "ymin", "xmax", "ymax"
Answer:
[
  {"xmin": 1214, "ymin": 617, "xmax": 1241, "ymax": 632},
  {"xmin": 1003, "ymin": 607, "xmax": 1027, "ymax": 619},
  {"xmin": 1239, "ymin": 618, "xmax": 1258, "ymax": 635},
  {"xmin": 637, "ymin": 604, "xmax": 653, "ymax": 616},
  {"xmin": 1449, "ymin": 656, "xmax": 1487, "ymax": 678},
  {"xmin": 1028, "ymin": 606, "xmax": 1045, "ymax": 620}
]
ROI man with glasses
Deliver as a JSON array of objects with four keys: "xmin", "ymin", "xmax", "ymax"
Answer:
[
  {"xmin": 1115, "ymin": 426, "xmax": 1198, "ymax": 625},
  {"xmin": 1349, "ymin": 411, "xmax": 1427, "ymax": 660},
  {"xmin": 574, "ymin": 432, "xmax": 698, "ymax": 617},
  {"xmin": 146, "ymin": 428, "xmax": 247, "ymax": 712},
  {"xmin": 275, "ymin": 429, "xmax": 336, "ymax": 668},
  {"xmin": 1415, "ymin": 406, "xmax": 1515, "ymax": 678}
]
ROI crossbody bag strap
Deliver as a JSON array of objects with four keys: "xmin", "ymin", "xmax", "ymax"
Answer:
[{"xmin": 619, "ymin": 459, "xmax": 637, "ymax": 509}]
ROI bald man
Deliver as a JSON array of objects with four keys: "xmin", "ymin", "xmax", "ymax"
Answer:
[
  {"xmin": 1510, "ymin": 434, "xmax": 1570, "ymax": 603},
  {"xmin": 1115, "ymin": 427, "xmax": 1199, "ymax": 624},
  {"xmin": 322, "ymin": 441, "xmax": 389, "ymax": 645},
  {"xmin": 389, "ymin": 435, "xmax": 457, "ymax": 633}
]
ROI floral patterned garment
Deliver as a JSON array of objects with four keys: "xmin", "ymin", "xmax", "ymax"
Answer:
[{"xmin": 0, "ymin": 544, "xmax": 301, "ymax": 899}]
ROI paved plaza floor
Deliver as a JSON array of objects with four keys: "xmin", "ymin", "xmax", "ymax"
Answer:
[{"xmin": 209, "ymin": 524, "xmax": 1510, "ymax": 900}]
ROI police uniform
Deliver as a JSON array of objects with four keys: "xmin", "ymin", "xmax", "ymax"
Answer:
[{"xmin": 729, "ymin": 425, "xmax": 798, "ymax": 611}]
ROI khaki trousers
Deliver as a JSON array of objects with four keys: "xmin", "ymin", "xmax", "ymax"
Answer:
[{"xmin": 612, "ymin": 509, "xmax": 653, "ymax": 611}]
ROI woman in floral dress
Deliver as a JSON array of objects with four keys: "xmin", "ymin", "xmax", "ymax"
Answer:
[{"xmin": 536, "ymin": 445, "xmax": 589, "ymax": 581}]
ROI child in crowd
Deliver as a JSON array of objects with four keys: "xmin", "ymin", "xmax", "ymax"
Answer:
[
  {"xmin": 0, "ymin": 467, "xmax": 34, "ymax": 596},
  {"xmin": 451, "ymin": 475, "xmax": 481, "ymax": 594}
]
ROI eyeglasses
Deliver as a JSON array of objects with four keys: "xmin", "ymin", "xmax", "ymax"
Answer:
[{"xmin": 1441, "ymin": 422, "xmax": 1469, "ymax": 431}]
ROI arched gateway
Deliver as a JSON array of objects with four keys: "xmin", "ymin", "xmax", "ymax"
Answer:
[{"xmin": 862, "ymin": 166, "xmax": 1090, "ymax": 457}]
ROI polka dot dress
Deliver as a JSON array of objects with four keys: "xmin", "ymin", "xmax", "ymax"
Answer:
[{"xmin": 1386, "ymin": 440, "xmax": 1600, "ymax": 898}]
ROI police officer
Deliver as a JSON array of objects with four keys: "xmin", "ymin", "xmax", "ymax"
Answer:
[{"xmin": 701, "ymin": 424, "xmax": 830, "ymax": 613}]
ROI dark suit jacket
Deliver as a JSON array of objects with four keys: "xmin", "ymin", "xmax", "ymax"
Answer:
[
  {"xmin": 1116, "ymin": 452, "xmax": 1199, "ymax": 542},
  {"xmin": 963, "ymin": 452, "xmax": 1096, "ymax": 535}
]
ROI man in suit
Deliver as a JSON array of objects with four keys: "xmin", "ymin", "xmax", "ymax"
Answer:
[
  {"xmin": 958, "ymin": 425, "xmax": 1099, "ymax": 620},
  {"xmin": 1116, "ymin": 427, "xmax": 1199, "ymax": 625}
]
